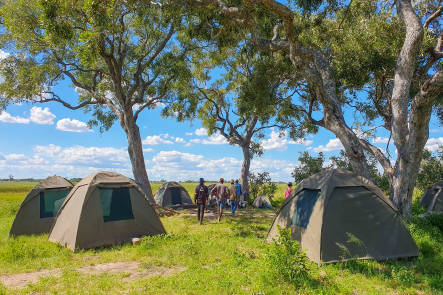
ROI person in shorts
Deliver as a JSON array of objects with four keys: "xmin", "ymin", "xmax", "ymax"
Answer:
[
  {"xmin": 214, "ymin": 177, "xmax": 229, "ymax": 222},
  {"xmin": 194, "ymin": 178, "xmax": 209, "ymax": 225}
]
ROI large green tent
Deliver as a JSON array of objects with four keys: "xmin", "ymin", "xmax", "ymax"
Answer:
[
  {"xmin": 49, "ymin": 172, "xmax": 165, "ymax": 251},
  {"xmin": 420, "ymin": 181, "xmax": 443, "ymax": 212},
  {"xmin": 267, "ymin": 169, "xmax": 418, "ymax": 264},
  {"xmin": 154, "ymin": 182, "xmax": 193, "ymax": 207},
  {"xmin": 9, "ymin": 176, "xmax": 73, "ymax": 237}
]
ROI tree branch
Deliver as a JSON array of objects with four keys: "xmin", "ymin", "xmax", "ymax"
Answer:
[
  {"xmin": 424, "ymin": 6, "xmax": 442, "ymax": 29},
  {"xmin": 35, "ymin": 92, "xmax": 96, "ymax": 110},
  {"xmin": 359, "ymin": 138, "xmax": 393, "ymax": 178}
]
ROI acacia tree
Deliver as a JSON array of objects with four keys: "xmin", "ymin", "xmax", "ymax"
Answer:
[
  {"xmin": 0, "ymin": 0, "xmax": 193, "ymax": 200},
  {"xmin": 185, "ymin": 0, "xmax": 443, "ymax": 218},
  {"xmin": 172, "ymin": 46, "xmax": 313, "ymax": 191}
]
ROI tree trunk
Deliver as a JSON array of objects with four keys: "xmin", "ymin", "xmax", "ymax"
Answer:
[
  {"xmin": 240, "ymin": 144, "xmax": 251, "ymax": 198},
  {"xmin": 391, "ymin": 91, "xmax": 434, "ymax": 218},
  {"xmin": 121, "ymin": 110, "xmax": 155, "ymax": 203},
  {"xmin": 325, "ymin": 117, "xmax": 372, "ymax": 180}
]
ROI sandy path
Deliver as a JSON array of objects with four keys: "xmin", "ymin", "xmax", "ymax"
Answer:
[{"xmin": 0, "ymin": 262, "xmax": 186, "ymax": 289}]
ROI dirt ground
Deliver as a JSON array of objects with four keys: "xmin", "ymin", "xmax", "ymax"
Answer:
[{"xmin": 0, "ymin": 262, "xmax": 187, "ymax": 289}]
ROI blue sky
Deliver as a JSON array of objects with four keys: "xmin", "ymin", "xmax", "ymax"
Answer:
[{"xmin": 0, "ymin": 54, "xmax": 442, "ymax": 182}]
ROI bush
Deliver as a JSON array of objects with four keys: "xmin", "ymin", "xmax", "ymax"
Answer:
[
  {"xmin": 248, "ymin": 171, "xmax": 278, "ymax": 203},
  {"xmin": 416, "ymin": 149, "xmax": 443, "ymax": 191},
  {"xmin": 265, "ymin": 227, "xmax": 311, "ymax": 284}
]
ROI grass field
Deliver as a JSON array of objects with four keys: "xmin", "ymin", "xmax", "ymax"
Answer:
[{"xmin": 0, "ymin": 181, "xmax": 442, "ymax": 294}]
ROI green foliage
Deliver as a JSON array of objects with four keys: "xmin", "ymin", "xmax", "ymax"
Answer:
[
  {"xmin": 292, "ymin": 151, "xmax": 326, "ymax": 183},
  {"xmin": 0, "ymin": 0, "xmax": 193, "ymax": 130},
  {"xmin": 265, "ymin": 227, "xmax": 311, "ymax": 285},
  {"xmin": 416, "ymin": 149, "xmax": 443, "ymax": 191},
  {"xmin": 248, "ymin": 171, "xmax": 277, "ymax": 202}
]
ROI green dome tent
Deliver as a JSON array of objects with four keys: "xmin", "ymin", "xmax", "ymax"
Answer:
[
  {"xmin": 252, "ymin": 195, "xmax": 273, "ymax": 209},
  {"xmin": 9, "ymin": 176, "xmax": 73, "ymax": 237},
  {"xmin": 49, "ymin": 172, "xmax": 165, "ymax": 251},
  {"xmin": 420, "ymin": 181, "xmax": 443, "ymax": 212},
  {"xmin": 154, "ymin": 182, "xmax": 193, "ymax": 207},
  {"xmin": 267, "ymin": 169, "xmax": 418, "ymax": 264}
]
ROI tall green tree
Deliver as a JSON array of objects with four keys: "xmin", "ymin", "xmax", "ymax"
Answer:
[
  {"xmin": 171, "ymin": 48, "xmax": 310, "ymax": 192},
  {"xmin": 292, "ymin": 151, "xmax": 325, "ymax": 183},
  {"xmin": 0, "ymin": 0, "xmax": 193, "ymax": 200},
  {"xmin": 185, "ymin": 0, "xmax": 443, "ymax": 218}
]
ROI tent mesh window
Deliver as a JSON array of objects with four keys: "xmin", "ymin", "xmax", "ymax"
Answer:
[
  {"xmin": 292, "ymin": 189, "xmax": 321, "ymax": 228},
  {"xmin": 40, "ymin": 190, "xmax": 69, "ymax": 218},
  {"xmin": 170, "ymin": 187, "xmax": 183, "ymax": 205},
  {"xmin": 99, "ymin": 188, "xmax": 134, "ymax": 222}
]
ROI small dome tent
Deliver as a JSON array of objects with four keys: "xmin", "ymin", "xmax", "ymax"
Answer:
[
  {"xmin": 252, "ymin": 195, "xmax": 273, "ymax": 209},
  {"xmin": 420, "ymin": 181, "xmax": 443, "ymax": 212},
  {"xmin": 10, "ymin": 176, "xmax": 73, "ymax": 237},
  {"xmin": 49, "ymin": 172, "xmax": 165, "ymax": 251},
  {"xmin": 154, "ymin": 182, "xmax": 193, "ymax": 207},
  {"xmin": 267, "ymin": 169, "xmax": 418, "ymax": 264}
]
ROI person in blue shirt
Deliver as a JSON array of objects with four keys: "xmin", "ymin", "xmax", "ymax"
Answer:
[{"xmin": 235, "ymin": 179, "xmax": 242, "ymax": 209}]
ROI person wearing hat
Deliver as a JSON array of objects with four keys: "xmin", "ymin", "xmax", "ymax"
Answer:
[
  {"xmin": 214, "ymin": 177, "xmax": 229, "ymax": 222},
  {"xmin": 228, "ymin": 179, "xmax": 238, "ymax": 216},
  {"xmin": 285, "ymin": 182, "xmax": 293, "ymax": 200},
  {"xmin": 194, "ymin": 178, "xmax": 209, "ymax": 225}
]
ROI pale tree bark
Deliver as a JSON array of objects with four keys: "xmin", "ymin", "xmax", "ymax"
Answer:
[
  {"xmin": 121, "ymin": 109, "xmax": 155, "ymax": 203},
  {"xmin": 240, "ymin": 143, "xmax": 251, "ymax": 196}
]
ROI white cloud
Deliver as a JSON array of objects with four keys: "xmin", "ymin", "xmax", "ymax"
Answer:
[
  {"xmin": 0, "ymin": 143, "xmax": 297, "ymax": 181},
  {"xmin": 175, "ymin": 137, "xmax": 185, "ymax": 143},
  {"xmin": 143, "ymin": 148, "xmax": 154, "ymax": 153},
  {"xmin": 195, "ymin": 128, "xmax": 208, "ymax": 136},
  {"xmin": 430, "ymin": 128, "xmax": 442, "ymax": 133},
  {"xmin": 188, "ymin": 135, "xmax": 228, "ymax": 145},
  {"xmin": 425, "ymin": 137, "xmax": 443, "ymax": 152},
  {"xmin": 373, "ymin": 136, "xmax": 389, "ymax": 144},
  {"xmin": 0, "ymin": 49, "xmax": 10, "ymax": 59},
  {"xmin": 56, "ymin": 118, "xmax": 92, "ymax": 133},
  {"xmin": 142, "ymin": 134, "xmax": 174, "ymax": 145},
  {"xmin": 4, "ymin": 154, "xmax": 26, "ymax": 161},
  {"xmin": 202, "ymin": 134, "xmax": 228, "ymax": 145},
  {"xmin": 313, "ymin": 138, "xmax": 343, "ymax": 153},
  {"xmin": 0, "ymin": 144, "xmax": 131, "ymax": 179},
  {"xmin": 261, "ymin": 129, "xmax": 312, "ymax": 151},
  {"xmin": 147, "ymin": 150, "xmax": 296, "ymax": 182},
  {"xmin": 185, "ymin": 132, "xmax": 193, "ymax": 136},
  {"xmin": 30, "ymin": 107, "xmax": 56, "ymax": 125},
  {"xmin": 0, "ymin": 111, "xmax": 30, "ymax": 124},
  {"xmin": 0, "ymin": 107, "xmax": 56, "ymax": 125}
]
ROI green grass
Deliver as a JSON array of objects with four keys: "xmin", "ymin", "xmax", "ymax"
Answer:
[{"xmin": 0, "ymin": 182, "xmax": 441, "ymax": 294}]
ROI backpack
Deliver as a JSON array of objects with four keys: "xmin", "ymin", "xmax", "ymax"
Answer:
[{"xmin": 195, "ymin": 185, "xmax": 208, "ymax": 204}]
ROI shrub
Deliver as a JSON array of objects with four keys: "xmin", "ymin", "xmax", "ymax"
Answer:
[
  {"xmin": 265, "ymin": 227, "xmax": 310, "ymax": 284},
  {"xmin": 248, "ymin": 171, "xmax": 278, "ymax": 203}
]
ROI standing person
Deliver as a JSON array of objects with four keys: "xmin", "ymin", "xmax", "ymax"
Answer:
[
  {"xmin": 235, "ymin": 179, "xmax": 242, "ymax": 209},
  {"xmin": 194, "ymin": 178, "xmax": 209, "ymax": 225},
  {"xmin": 229, "ymin": 179, "xmax": 238, "ymax": 216},
  {"xmin": 285, "ymin": 182, "xmax": 293, "ymax": 200},
  {"xmin": 214, "ymin": 178, "xmax": 229, "ymax": 222}
]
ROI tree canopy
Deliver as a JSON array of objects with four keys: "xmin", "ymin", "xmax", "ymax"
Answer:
[{"xmin": 0, "ymin": 0, "xmax": 195, "ymax": 198}]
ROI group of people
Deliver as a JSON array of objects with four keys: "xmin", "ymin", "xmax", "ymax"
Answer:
[
  {"xmin": 194, "ymin": 177, "xmax": 243, "ymax": 224},
  {"xmin": 194, "ymin": 178, "xmax": 294, "ymax": 225}
]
